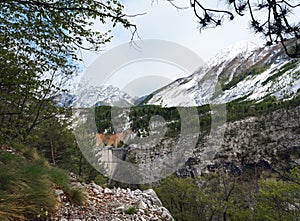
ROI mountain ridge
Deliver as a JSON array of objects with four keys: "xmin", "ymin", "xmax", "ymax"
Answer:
[
  {"xmin": 64, "ymin": 40, "xmax": 299, "ymax": 108},
  {"xmin": 144, "ymin": 40, "xmax": 300, "ymax": 107}
]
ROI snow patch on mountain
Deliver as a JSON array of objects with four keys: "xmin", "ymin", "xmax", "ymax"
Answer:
[
  {"xmin": 217, "ymin": 60, "xmax": 300, "ymax": 102},
  {"xmin": 208, "ymin": 41, "xmax": 259, "ymax": 68},
  {"xmin": 145, "ymin": 41, "xmax": 300, "ymax": 107}
]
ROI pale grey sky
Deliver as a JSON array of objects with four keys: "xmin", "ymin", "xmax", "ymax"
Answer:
[
  {"xmin": 105, "ymin": 60, "xmax": 189, "ymax": 96},
  {"xmin": 119, "ymin": 0, "xmax": 262, "ymax": 59},
  {"xmin": 83, "ymin": 0, "xmax": 264, "ymax": 63},
  {"xmin": 78, "ymin": 0, "xmax": 300, "ymax": 97}
]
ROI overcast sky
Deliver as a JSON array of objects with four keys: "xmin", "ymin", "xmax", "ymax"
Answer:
[
  {"xmin": 83, "ymin": 1, "xmax": 262, "ymax": 64},
  {"xmin": 79, "ymin": 0, "xmax": 300, "ymax": 97}
]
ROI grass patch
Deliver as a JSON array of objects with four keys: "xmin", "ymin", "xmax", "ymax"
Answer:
[
  {"xmin": 124, "ymin": 206, "xmax": 136, "ymax": 215},
  {"xmin": 0, "ymin": 150, "xmax": 56, "ymax": 221},
  {"xmin": 68, "ymin": 188, "xmax": 87, "ymax": 205},
  {"xmin": 48, "ymin": 167, "xmax": 70, "ymax": 190},
  {"xmin": 0, "ymin": 144, "xmax": 82, "ymax": 220}
]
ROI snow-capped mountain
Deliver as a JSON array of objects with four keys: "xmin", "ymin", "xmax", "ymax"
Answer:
[
  {"xmin": 55, "ymin": 93, "xmax": 75, "ymax": 107},
  {"xmin": 144, "ymin": 40, "xmax": 300, "ymax": 107},
  {"xmin": 208, "ymin": 40, "xmax": 260, "ymax": 68},
  {"xmin": 73, "ymin": 84, "xmax": 136, "ymax": 108}
]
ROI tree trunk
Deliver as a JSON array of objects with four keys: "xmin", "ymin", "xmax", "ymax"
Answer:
[
  {"xmin": 51, "ymin": 140, "xmax": 56, "ymax": 165},
  {"xmin": 79, "ymin": 153, "xmax": 83, "ymax": 176}
]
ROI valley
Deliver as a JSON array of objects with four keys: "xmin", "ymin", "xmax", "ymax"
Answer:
[
  {"xmin": 2, "ymin": 39, "xmax": 300, "ymax": 220},
  {"xmin": 2, "ymin": 0, "xmax": 300, "ymax": 220},
  {"xmin": 72, "ymin": 40, "xmax": 300, "ymax": 220}
]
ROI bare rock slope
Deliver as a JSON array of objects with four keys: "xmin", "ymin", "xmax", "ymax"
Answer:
[{"xmin": 53, "ymin": 177, "xmax": 174, "ymax": 221}]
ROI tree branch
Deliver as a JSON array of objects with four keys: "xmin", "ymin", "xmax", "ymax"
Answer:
[{"xmin": 170, "ymin": 0, "xmax": 300, "ymax": 58}]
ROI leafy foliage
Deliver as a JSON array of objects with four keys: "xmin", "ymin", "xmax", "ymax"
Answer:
[
  {"xmin": 0, "ymin": 0, "xmax": 135, "ymax": 145},
  {"xmin": 0, "ymin": 0, "xmax": 135, "ymax": 72},
  {"xmin": 0, "ymin": 41, "xmax": 60, "ymax": 144},
  {"xmin": 156, "ymin": 167, "xmax": 300, "ymax": 221},
  {"xmin": 254, "ymin": 167, "xmax": 300, "ymax": 220},
  {"xmin": 155, "ymin": 176, "xmax": 209, "ymax": 221}
]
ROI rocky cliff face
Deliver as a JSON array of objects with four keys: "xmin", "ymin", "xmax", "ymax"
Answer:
[
  {"xmin": 194, "ymin": 105, "xmax": 300, "ymax": 174},
  {"xmin": 125, "ymin": 105, "xmax": 300, "ymax": 178}
]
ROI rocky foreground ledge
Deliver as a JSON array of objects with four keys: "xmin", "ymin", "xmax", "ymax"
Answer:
[{"xmin": 53, "ymin": 180, "xmax": 174, "ymax": 221}]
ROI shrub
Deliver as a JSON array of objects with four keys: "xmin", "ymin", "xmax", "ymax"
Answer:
[
  {"xmin": 124, "ymin": 206, "xmax": 136, "ymax": 215},
  {"xmin": 67, "ymin": 188, "xmax": 87, "ymax": 206},
  {"xmin": 0, "ymin": 144, "xmax": 78, "ymax": 220},
  {"xmin": 48, "ymin": 167, "xmax": 70, "ymax": 191},
  {"xmin": 94, "ymin": 175, "xmax": 108, "ymax": 187},
  {"xmin": 0, "ymin": 151, "xmax": 57, "ymax": 221}
]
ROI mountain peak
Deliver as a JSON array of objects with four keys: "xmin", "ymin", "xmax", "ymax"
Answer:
[
  {"xmin": 73, "ymin": 84, "xmax": 135, "ymax": 108},
  {"xmin": 144, "ymin": 41, "xmax": 300, "ymax": 107},
  {"xmin": 208, "ymin": 41, "xmax": 260, "ymax": 67}
]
